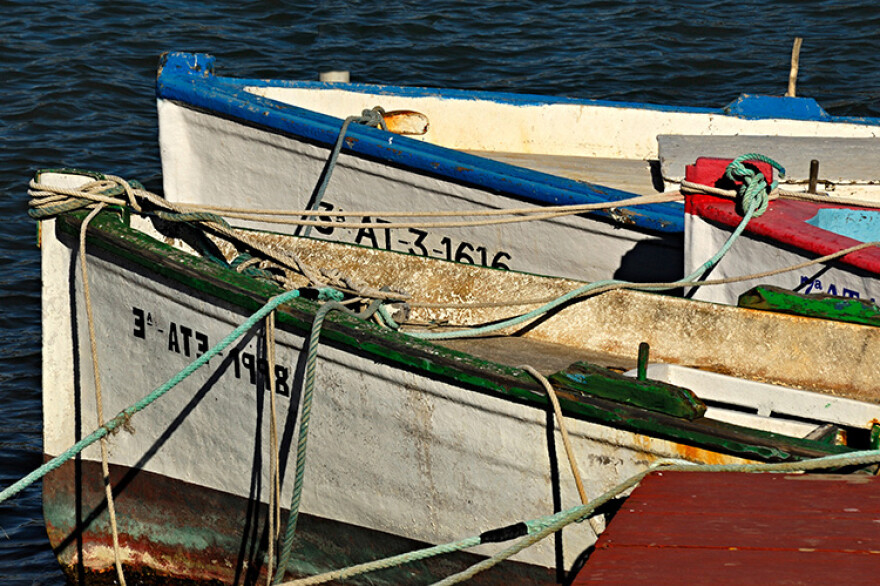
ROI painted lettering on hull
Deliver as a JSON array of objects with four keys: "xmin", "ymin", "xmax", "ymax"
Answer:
[
  {"xmin": 798, "ymin": 276, "xmax": 876, "ymax": 302},
  {"xmin": 131, "ymin": 305, "xmax": 292, "ymax": 397},
  {"xmin": 316, "ymin": 201, "xmax": 512, "ymax": 269}
]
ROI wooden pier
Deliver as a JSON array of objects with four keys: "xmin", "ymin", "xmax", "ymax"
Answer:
[{"xmin": 573, "ymin": 470, "xmax": 880, "ymax": 584}]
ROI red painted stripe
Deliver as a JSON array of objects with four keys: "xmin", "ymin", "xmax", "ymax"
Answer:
[{"xmin": 686, "ymin": 194, "xmax": 880, "ymax": 274}]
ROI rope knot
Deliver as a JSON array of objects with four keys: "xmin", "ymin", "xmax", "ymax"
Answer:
[
  {"xmin": 357, "ymin": 106, "xmax": 388, "ymax": 130},
  {"xmin": 724, "ymin": 154, "xmax": 785, "ymax": 217}
]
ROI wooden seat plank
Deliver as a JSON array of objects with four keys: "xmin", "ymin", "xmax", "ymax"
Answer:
[{"xmin": 658, "ymin": 135, "xmax": 880, "ymax": 182}]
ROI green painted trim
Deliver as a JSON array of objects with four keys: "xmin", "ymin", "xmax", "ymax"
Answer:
[
  {"xmin": 738, "ymin": 285, "xmax": 880, "ymax": 327},
  {"xmin": 551, "ymin": 361, "xmax": 706, "ymax": 420},
  {"xmin": 55, "ymin": 210, "xmax": 856, "ymax": 463}
]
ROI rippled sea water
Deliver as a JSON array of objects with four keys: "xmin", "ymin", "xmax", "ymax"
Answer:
[{"xmin": 2, "ymin": 1, "xmax": 880, "ymax": 583}]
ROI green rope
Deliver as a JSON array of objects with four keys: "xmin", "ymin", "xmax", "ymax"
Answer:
[
  {"xmin": 725, "ymin": 153, "xmax": 785, "ymax": 216},
  {"xmin": 28, "ymin": 198, "xmax": 93, "ymax": 219},
  {"xmin": 273, "ymin": 296, "xmax": 385, "ymax": 583},
  {"xmin": 0, "ymin": 288, "xmax": 313, "ymax": 505},
  {"xmin": 281, "ymin": 448, "xmax": 880, "ymax": 586},
  {"xmin": 301, "ymin": 107, "xmax": 387, "ymax": 238},
  {"xmin": 404, "ymin": 154, "xmax": 785, "ymax": 341},
  {"xmin": 430, "ymin": 448, "xmax": 880, "ymax": 586},
  {"xmin": 153, "ymin": 208, "xmax": 232, "ymax": 229}
]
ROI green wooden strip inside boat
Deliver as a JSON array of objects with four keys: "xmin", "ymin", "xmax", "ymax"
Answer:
[
  {"xmin": 550, "ymin": 362, "xmax": 706, "ymax": 420},
  {"xmin": 56, "ymin": 210, "xmax": 857, "ymax": 463},
  {"xmin": 738, "ymin": 285, "xmax": 880, "ymax": 327}
]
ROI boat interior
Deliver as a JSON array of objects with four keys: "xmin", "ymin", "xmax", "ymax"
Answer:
[
  {"xmin": 122, "ymin": 208, "xmax": 880, "ymax": 447},
  {"xmin": 245, "ymin": 85, "xmax": 880, "ymax": 201}
]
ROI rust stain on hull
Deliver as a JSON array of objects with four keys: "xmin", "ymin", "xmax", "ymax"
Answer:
[{"xmin": 43, "ymin": 457, "xmax": 554, "ymax": 585}]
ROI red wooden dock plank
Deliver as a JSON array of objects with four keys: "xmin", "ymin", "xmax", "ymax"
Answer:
[
  {"xmin": 575, "ymin": 549, "xmax": 880, "ymax": 584},
  {"xmin": 573, "ymin": 471, "xmax": 880, "ymax": 585}
]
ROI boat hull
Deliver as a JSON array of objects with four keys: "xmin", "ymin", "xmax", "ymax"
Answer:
[
  {"xmin": 41, "ymin": 213, "xmax": 780, "ymax": 584},
  {"xmin": 45, "ymin": 458, "xmax": 558, "ymax": 585},
  {"xmin": 157, "ymin": 99, "xmax": 683, "ymax": 284},
  {"xmin": 156, "ymin": 52, "xmax": 880, "ymax": 285},
  {"xmin": 685, "ymin": 195, "xmax": 879, "ymax": 304}
]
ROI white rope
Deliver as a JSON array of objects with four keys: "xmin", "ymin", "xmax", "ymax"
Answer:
[
  {"xmin": 521, "ymin": 365, "xmax": 601, "ymax": 536},
  {"xmin": 167, "ymin": 192, "xmax": 684, "ymax": 230},
  {"xmin": 79, "ymin": 204, "xmax": 128, "ymax": 586},
  {"xmin": 681, "ymin": 179, "xmax": 880, "ymax": 209},
  {"xmin": 266, "ymin": 311, "xmax": 280, "ymax": 586}
]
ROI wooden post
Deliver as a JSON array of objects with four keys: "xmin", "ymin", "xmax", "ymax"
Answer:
[{"xmin": 786, "ymin": 37, "xmax": 803, "ymax": 97}]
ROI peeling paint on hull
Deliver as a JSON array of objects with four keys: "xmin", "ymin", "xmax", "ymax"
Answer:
[{"xmin": 44, "ymin": 458, "xmax": 554, "ymax": 585}]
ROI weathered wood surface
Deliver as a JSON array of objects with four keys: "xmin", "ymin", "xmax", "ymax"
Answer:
[
  {"xmin": 659, "ymin": 134, "xmax": 880, "ymax": 182},
  {"xmin": 574, "ymin": 471, "xmax": 880, "ymax": 584},
  {"xmin": 465, "ymin": 150, "xmax": 660, "ymax": 195}
]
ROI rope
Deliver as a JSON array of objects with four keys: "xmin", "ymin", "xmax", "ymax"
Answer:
[
  {"xmin": 28, "ymin": 176, "xmax": 333, "ymax": 291},
  {"xmin": 179, "ymin": 193, "xmax": 684, "ymax": 231},
  {"xmin": 182, "ymin": 191, "xmax": 682, "ymax": 220},
  {"xmin": 399, "ymin": 240, "xmax": 879, "ymax": 312},
  {"xmin": 396, "ymin": 155, "xmax": 801, "ymax": 340},
  {"xmin": 272, "ymin": 297, "xmax": 387, "ymax": 583},
  {"xmin": 79, "ymin": 204, "xmax": 127, "ymax": 586},
  {"xmin": 279, "ymin": 448, "xmax": 880, "ymax": 586},
  {"xmin": 682, "ymin": 180, "xmax": 880, "ymax": 210},
  {"xmin": 301, "ymin": 107, "xmax": 387, "ymax": 237},
  {"xmin": 723, "ymin": 153, "xmax": 785, "ymax": 217},
  {"xmin": 27, "ymin": 172, "xmax": 685, "ymax": 234},
  {"xmin": 521, "ymin": 365, "xmax": 600, "ymax": 537},
  {"xmin": 430, "ymin": 448, "xmax": 880, "ymax": 585},
  {"xmin": 0, "ymin": 288, "xmax": 315, "ymax": 505},
  {"xmin": 266, "ymin": 311, "xmax": 281, "ymax": 586},
  {"xmin": 521, "ymin": 368, "xmax": 586, "ymax": 503}
]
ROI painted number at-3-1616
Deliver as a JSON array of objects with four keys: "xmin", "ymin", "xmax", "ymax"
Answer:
[{"xmin": 312, "ymin": 201, "xmax": 512, "ymax": 269}]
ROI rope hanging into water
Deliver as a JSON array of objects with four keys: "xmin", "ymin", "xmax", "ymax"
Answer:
[{"xmin": 79, "ymin": 204, "xmax": 128, "ymax": 586}]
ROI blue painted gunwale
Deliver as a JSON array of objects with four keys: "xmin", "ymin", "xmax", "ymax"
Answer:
[
  {"xmin": 157, "ymin": 52, "xmax": 686, "ymax": 233},
  {"xmin": 156, "ymin": 52, "xmax": 880, "ymax": 235}
]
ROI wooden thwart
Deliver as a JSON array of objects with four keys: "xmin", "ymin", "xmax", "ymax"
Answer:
[{"xmin": 659, "ymin": 134, "xmax": 880, "ymax": 182}]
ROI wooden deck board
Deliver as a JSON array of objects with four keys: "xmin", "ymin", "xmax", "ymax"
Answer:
[
  {"xmin": 464, "ymin": 151, "xmax": 660, "ymax": 196},
  {"xmin": 437, "ymin": 336, "xmax": 637, "ymax": 374},
  {"xmin": 573, "ymin": 471, "xmax": 880, "ymax": 585},
  {"xmin": 658, "ymin": 135, "xmax": 880, "ymax": 182}
]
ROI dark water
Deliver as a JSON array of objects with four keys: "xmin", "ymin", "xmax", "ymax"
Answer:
[{"xmin": 2, "ymin": 1, "xmax": 880, "ymax": 583}]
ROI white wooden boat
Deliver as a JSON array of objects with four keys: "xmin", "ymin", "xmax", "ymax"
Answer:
[
  {"xmin": 156, "ymin": 52, "xmax": 880, "ymax": 285},
  {"xmin": 37, "ymin": 170, "xmax": 880, "ymax": 584},
  {"xmin": 683, "ymin": 156, "xmax": 880, "ymax": 305}
]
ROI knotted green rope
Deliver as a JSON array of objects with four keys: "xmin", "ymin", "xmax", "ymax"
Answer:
[
  {"xmin": 724, "ymin": 153, "xmax": 786, "ymax": 217},
  {"xmin": 403, "ymin": 154, "xmax": 785, "ymax": 340},
  {"xmin": 301, "ymin": 106, "xmax": 388, "ymax": 237}
]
